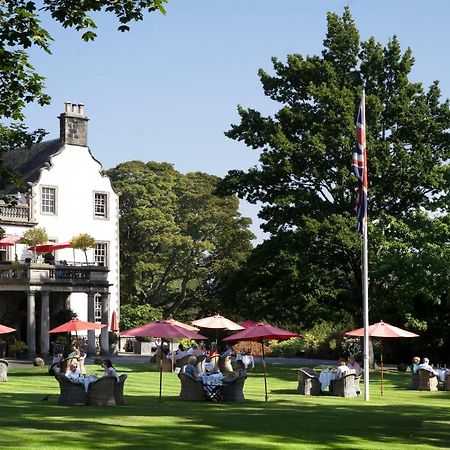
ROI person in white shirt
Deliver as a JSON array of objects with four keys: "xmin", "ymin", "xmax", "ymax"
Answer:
[
  {"xmin": 417, "ymin": 358, "xmax": 439, "ymax": 376},
  {"xmin": 335, "ymin": 358, "xmax": 350, "ymax": 379},
  {"xmin": 65, "ymin": 361, "xmax": 82, "ymax": 382},
  {"xmin": 101, "ymin": 359, "xmax": 119, "ymax": 380}
]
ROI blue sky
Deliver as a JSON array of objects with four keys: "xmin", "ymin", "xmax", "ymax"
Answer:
[{"xmin": 23, "ymin": 0, "xmax": 450, "ymax": 242}]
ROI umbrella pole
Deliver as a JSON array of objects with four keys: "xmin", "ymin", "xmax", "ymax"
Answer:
[
  {"xmin": 159, "ymin": 339, "xmax": 164, "ymax": 402},
  {"xmin": 380, "ymin": 340, "xmax": 384, "ymax": 396},
  {"xmin": 262, "ymin": 340, "xmax": 268, "ymax": 402}
]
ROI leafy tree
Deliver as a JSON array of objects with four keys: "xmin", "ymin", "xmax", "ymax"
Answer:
[
  {"xmin": 218, "ymin": 8, "xmax": 450, "ymax": 357},
  {"xmin": 71, "ymin": 233, "xmax": 96, "ymax": 264},
  {"xmin": 119, "ymin": 304, "xmax": 163, "ymax": 332},
  {"xmin": 21, "ymin": 227, "xmax": 48, "ymax": 262},
  {"xmin": 0, "ymin": 1, "xmax": 167, "ymax": 207},
  {"xmin": 107, "ymin": 161, "xmax": 254, "ymax": 318}
]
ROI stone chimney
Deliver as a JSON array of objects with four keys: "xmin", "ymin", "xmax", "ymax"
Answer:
[{"xmin": 59, "ymin": 102, "xmax": 89, "ymax": 146}]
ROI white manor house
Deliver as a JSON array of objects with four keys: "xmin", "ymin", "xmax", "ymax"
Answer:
[{"xmin": 0, "ymin": 103, "xmax": 120, "ymax": 356}]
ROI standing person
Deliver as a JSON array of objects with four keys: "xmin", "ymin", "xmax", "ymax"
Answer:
[
  {"xmin": 101, "ymin": 359, "xmax": 119, "ymax": 380},
  {"xmin": 209, "ymin": 342, "xmax": 218, "ymax": 358}
]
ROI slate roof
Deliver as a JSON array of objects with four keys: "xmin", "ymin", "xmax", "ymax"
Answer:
[{"xmin": 2, "ymin": 139, "xmax": 62, "ymax": 193}]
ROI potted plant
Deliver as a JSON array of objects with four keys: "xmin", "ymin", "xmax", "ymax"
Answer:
[
  {"xmin": 20, "ymin": 228, "xmax": 48, "ymax": 262},
  {"xmin": 71, "ymin": 233, "xmax": 96, "ymax": 264},
  {"xmin": 10, "ymin": 340, "xmax": 27, "ymax": 359}
]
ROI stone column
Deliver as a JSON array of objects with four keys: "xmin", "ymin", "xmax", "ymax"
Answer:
[
  {"xmin": 87, "ymin": 292, "xmax": 96, "ymax": 355},
  {"xmin": 100, "ymin": 292, "xmax": 110, "ymax": 355},
  {"xmin": 27, "ymin": 291, "xmax": 36, "ymax": 355},
  {"xmin": 40, "ymin": 291, "xmax": 50, "ymax": 355}
]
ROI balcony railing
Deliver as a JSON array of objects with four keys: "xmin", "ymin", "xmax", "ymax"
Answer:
[
  {"xmin": 0, "ymin": 204, "xmax": 33, "ymax": 224},
  {"xmin": 0, "ymin": 263, "xmax": 109, "ymax": 285}
]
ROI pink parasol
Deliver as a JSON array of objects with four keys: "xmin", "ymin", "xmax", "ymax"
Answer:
[
  {"xmin": 121, "ymin": 320, "xmax": 207, "ymax": 401},
  {"xmin": 166, "ymin": 318, "xmax": 199, "ymax": 332},
  {"xmin": 345, "ymin": 320, "xmax": 419, "ymax": 395},
  {"xmin": 0, "ymin": 235, "xmax": 21, "ymax": 247},
  {"xmin": 240, "ymin": 320, "xmax": 260, "ymax": 328},
  {"xmin": 224, "ymin": 323, "xmax": 300, "ymax": 401},
  {"xmin": 110, "ymin": 311, "xmax": 119, "ymax": 333},
  {"xmin": 0, "ymin": 324, "xmax": 16, "ymax": 335}
]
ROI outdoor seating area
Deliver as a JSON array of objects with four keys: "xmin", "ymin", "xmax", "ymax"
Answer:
[{"xmin": 55, "ymin": 372, "xmax": 127, "ymax": 406}]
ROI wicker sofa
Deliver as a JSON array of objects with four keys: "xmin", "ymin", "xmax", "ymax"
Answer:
[
  {"xmin": 87, "ymin": 376, "xmax": 117, "ymax": 406},
  {"xmin": 296, "ymin": 368, "xmax": 321, "ymax": 396},
  {"xmin": 178, "ymin": 373, "xmax": 207, "ymax": 401},
  {"xmin": 55, "ymin": 373, "xmax": 87, "ymax": 406},
  {"xmin": 218, "ymin": 356, "xmax": 233, "ymax": 373},
  {"xmin": 222, "ymin": 375, "xmax": 246, "ymax": 401},
  {"xmin": 115, "ymin": 374, "xmax": 128, "ymax": 405},
  {"xmin": 331, "ymin": 373, "xmax": 357, "ymax": 397},
  {"xmin": 418, "ymin": 369, "xmax": 439, "ymax": 391},
  {"xmin": 410, "ymin": 372, "xmax": 420, "ymax": 389}
]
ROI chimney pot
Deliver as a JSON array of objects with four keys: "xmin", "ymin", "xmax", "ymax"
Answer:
[
  {"xmin": 78, "ymin": 103, "xmax": 85, "ymax": 115},
  {"xmin": 65, "ymin": 101, "xmax": 71, "ymax": 113}
]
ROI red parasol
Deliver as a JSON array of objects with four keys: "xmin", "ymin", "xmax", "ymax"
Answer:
[
  {"xmin": 224, "ymin": 323, "xmax": 300, "ymax": 401},
  {"xmin": 121, "ymin": 320, "xmax": 207, "ymax": 401},
  {"xmin": 345, "ymin": 320, "xmax": 419, "ymax": 395},
  {"xmin": 29, "ymin": 241, "xmax": 72, "ymax": 253},
  {"xmin": 110, "ymin": 311, "xmax": 119, "ymax": 333},
  {"xmin": 0, "ymin": 324, "xmax": 16, "ymax": 335},
  {"xmin": 48, "ymin": 319, "xmax": 106, "ymax": 334}
]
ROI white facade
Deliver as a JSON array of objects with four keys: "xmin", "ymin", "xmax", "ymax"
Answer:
[{"xmin": 0, "ymin": 103, "xmax": 120, "ymax": 346}]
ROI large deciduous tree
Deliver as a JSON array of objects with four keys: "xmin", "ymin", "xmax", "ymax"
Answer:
[
  {"xmin": 0, "ymin": 1, "xmax": 167, "ymax": 202},
  {"xmin": 107, "ymin": 161, "xmax": 254, "ymax": 319},
  {"xmin": 218, "ymin": 8, "xmax": 450, "ymax": 358}
]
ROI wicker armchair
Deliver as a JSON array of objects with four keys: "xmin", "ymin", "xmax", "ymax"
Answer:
[
  {"xmin": 418, "ymin": 369, "xmax": 439, "ymax": 391},
  {"xmin": 55, "ymin": 373, "xmax": 87, "ymax": 406},
  {"xmin": 178, "ymin": 373, "xmax": 207, "ymax": 401},
  {"xmin": 222, "ymin": 375, "xmax": 246, "ymax": 401},
  {"xmin": 0, "ymin": 359, "xmax": 9, "ymax": 382},
  {"xmin": 331, "ymin": 373, "xmax": 357, "ymax": 397},
  {"xmin": 410, "ymin": 372, "xmax": 420, "ymax": 390},
  {"xmin": 115, "ymin": 374, "xmax": 127, "ymax": 405},
  {"xmin": 87, "ymin": 376, "xmax": 117, "ymax": 406},
  {"xmin": 296, "ymin": 368, "xmax": 320, "ymax": 396},
  {"xmin": 195, "ymin": 354, "xmax": 206, "ymax": 373}
]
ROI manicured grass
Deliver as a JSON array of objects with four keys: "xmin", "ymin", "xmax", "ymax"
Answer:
[{"xmin": 1, "ymin": 363, "xmax": 449, "ymax": 449}]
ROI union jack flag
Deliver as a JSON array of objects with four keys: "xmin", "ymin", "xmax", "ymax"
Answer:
[{"xmin": 352, "ymin": 93, "xmax": 367, "ymax": 234}]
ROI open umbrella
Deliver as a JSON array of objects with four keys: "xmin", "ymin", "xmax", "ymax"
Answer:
[
  {"xmin": 166, "ymin": 319, "xmax": 199, "ymax": 332},
  {"xmin": 0, "ymin": 324, "xmax": 16, "ymax": 334},
  {"xmin": 224, "ymin": 323, "xmax": 300, "ymax": 401},
  {"xmin": 240, "ymin": 320, "xmax": 260, "ymax": 329},
  {"xmin": 110, "ymin": 311, "xmax": 119, "ymax": 333},
  {"xmin": 192, "ymin": 314, "xmax": 244, "ymax": 343},
  {"xmin": 345, "ymin": 320, "xmax": 419, "ymax": 395},
  {"xmin": 48, "ymin": 319, "xmax": 106, "ymax": 335},
  {"xmin": 122, "ymin": 320, "xmax": 207, "ymax": 401},
  {"xmin": 0, "ymin": 235, "xmax": 21, "ymax": 247}
]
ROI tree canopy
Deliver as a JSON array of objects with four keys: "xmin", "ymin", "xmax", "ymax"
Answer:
[
  {"xmin": 107, "ymin": 161, "xmax": 254, "ymax": 319},
  {"xmin": 218, "ymin": 8, "xmax": 450, "ymax": 360}
]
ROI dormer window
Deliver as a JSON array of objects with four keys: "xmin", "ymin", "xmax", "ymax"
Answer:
[
  {"xmin": 41, "ymin": 186, "xmax": 57, "ymax": 215},
  {"xmin": 94, "ymin": 192, "xmax": 108, "ymax": 219}
]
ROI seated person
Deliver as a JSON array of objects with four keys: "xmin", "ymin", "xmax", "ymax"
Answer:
[
  {"xmin": 220, "ymin": 344, "xmax": 234, "ymax": 359},
  {"xmin": 223, "ymin": 360, "xmax": 246, "ymax": 383},
  {"xmin": 417, "ymin": 357, "xmax": 439, "ymax": 376},
  {"xmin": 101, "ymin": 359, "xmax": 119, "ymax": 380},
  {"xmin": 410, "ymin": 356, "xmax": 421, "ymax": 373},
  {"xmin": 335, "ymin": 358, "xmax": 350, "ymax": 378},
  {"xmin": 65, "ymin": 361, "xmax": 82, "ymax": 382},
  {"xmin": 208, "ymin": 342, "xmax": 218, "ymax": 358},
  {"xmin": 184, "ymin": 356, "xmax": 198, "ymax": 378},
  {"xmin": 347, "ymin": 355, "xmax": 361, "ymax": 376}
]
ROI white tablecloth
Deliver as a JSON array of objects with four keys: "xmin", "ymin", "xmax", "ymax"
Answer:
[
  {"xmin": 319, "ymin": 371, "xmax": 336, "ymax": 392},
  {"xmin": 197, "ymin": 372, "xmax": 223, "ymax": 386},
  {"xmin": 236, "ymin": 354, "xmax": 254, "ymax": 369}
]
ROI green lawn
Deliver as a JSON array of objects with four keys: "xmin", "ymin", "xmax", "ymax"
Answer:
[{"xmin": 1, "ymin": 363, "xmax": 449, "ymax": 449}]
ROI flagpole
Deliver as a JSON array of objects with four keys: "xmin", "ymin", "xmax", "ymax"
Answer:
[
  {"xmin": 361, "ymin": 89, "xmax": 370, "ymax": 402},
  {"xmin": 362, "ymin": 214, "xmax": 369, "ymax": 402}
]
